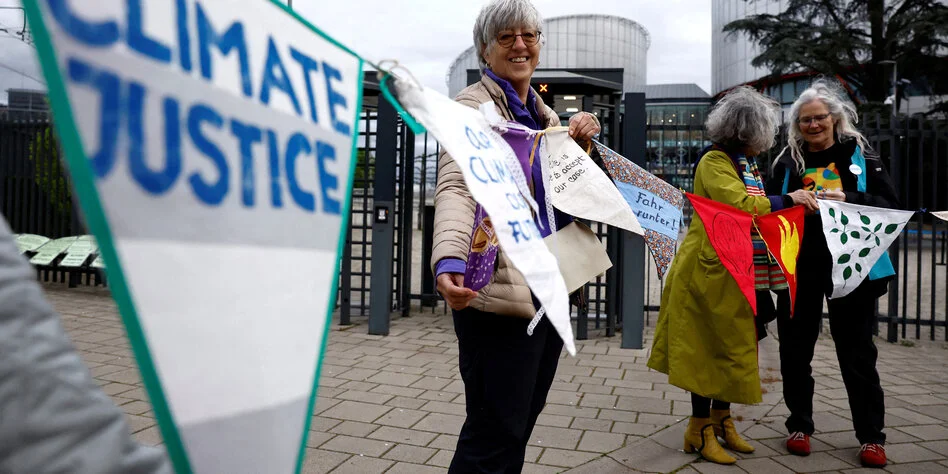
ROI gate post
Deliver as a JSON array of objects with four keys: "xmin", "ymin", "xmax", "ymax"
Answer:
[
  {"xmin": 421, "ymin": 205, "xmax": 438, "ymax": 307},
  {"xmin": 886, "ymin": 117, "xmax": 901, "ymax": 343},
  {"xmin": 368, "ymin": 98, "xmax": 399, "ymax": 335},
  {"xmin": 619, "ymin": 92, "xmax": 647, "ymax": 349},
  {"xmin": 399, "ymin": 128, "xmax": 415, "ymax": 317}
]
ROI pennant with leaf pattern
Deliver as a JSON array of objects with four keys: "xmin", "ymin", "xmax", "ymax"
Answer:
[{"xmin": 818, "ymin": 201, "xmax": 915, "ymax": 298}]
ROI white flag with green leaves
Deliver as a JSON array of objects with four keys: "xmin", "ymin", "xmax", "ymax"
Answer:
[{"xmin": 819, "ymin": 200, "xmax": 914, "ymax": 298}]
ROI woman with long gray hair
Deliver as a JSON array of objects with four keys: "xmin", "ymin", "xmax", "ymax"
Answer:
[
  {"xmin": 648, "ymin": 86, "xmax": 818, "ymax": 465},
  {"xmin": 766, "ymin": 79, "xmax": 899, "ymax": 469}
]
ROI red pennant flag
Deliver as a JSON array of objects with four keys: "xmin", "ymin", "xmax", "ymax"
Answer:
[
  {"xmin": 686, "ymin": 193, "xmax": 756, "ymax": 314},
  {"xmin": 755, "ymin": 206, "xmax": 805, "ymax": 316}
]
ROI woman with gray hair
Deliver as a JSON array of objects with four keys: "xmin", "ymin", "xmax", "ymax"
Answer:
[
  {"xmin": 430, "ymin": 0, "xmax": 600, "ymax": 471},
  {"xmin": 766, "ymin": 79, "xmax": 899, "ymax": 468},
  {"xmin": 648, "ymin": 86, "xmax": 817, "ymax": 465}
]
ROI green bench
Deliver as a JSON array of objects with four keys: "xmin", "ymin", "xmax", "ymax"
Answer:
[{"xmin": 14, "ymin": 234, "xmax": 107, "ymax": 287}]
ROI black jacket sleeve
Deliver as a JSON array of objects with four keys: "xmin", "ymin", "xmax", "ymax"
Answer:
[
  {"xmin": 765, "ymin": 161, "xmax": 787, "ymax": 196},
  {"xmin": 765, "ymin": 160, "xmax": 803, "ymax": 208},
  {"xmin": 843, "ymin": 157, "xmax": 901, "ymax": 210}
]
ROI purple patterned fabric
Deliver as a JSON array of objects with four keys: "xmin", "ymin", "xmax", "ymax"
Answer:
[
  {"xmin": 463, "ymin": 206, "xmax": 500, "ymax": 291},
  {"xmin": 464, "ymin": 125, "xmax": 537, "ymax": 291}
]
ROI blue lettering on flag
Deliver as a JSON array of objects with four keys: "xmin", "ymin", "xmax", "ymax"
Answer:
[
  {"xmin": 48, "ymin": 0, "xmax": 352, "ymax": 215},
  {"xmin": 614, "ymin": 181, "xmax": 681, "ymax": 239}
]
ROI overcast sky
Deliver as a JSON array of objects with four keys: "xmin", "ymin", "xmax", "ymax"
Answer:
[{"xmin": 0, "ymin": 0, "xmax": 712, "ymax": 104}]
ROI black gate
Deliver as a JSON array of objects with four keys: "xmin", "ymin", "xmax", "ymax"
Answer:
[
  {"xmin": 0, "ymin": 120, "xmax": 82, "ymax": 238},
  {"xmin": 0, "ymin": 119, "xmax": 99, "ymax": 286},
  {"xmin": 337, "ymin": 88, "xmax": 416, "ymax": 325}
]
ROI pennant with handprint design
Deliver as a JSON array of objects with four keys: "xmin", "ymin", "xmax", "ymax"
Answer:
[
  {"xmin": 686, "ymin": 193, "xmax": 757, "ymax": 314},
  {"xmin": 818, "ymin": 201, "xmax": 915, "ymax": 298},
  {"xmin": 755, "ymin": 206, "xmax": 805, "ymax": 315}
]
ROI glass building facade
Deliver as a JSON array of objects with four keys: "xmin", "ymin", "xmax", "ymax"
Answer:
[
  {"xmin": 711, "ymin": 0, "xmax": 785, "ymax": 95},
  {"xmin": 645, "ymin": 88, "xmax": 712, "ymax": 193}
]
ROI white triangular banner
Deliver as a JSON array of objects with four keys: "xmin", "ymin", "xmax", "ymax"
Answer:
[
  {"xmin": 932, "ymin": 211, "xmax": 948, "ymax": 223},
  {"xmin": 542, "ymin": 129, "xmax": 644, "ymax": 235},
  {"xmin": 27, "ymin": 0, "xmax": 364, "ymax": 471},
  {"xmin": 819, "ymin": 200, "xmax": 914, "ymax": 298},
  {"xmin": 394, "ymin": 80, "xmax": 575, "ymax": 355}
]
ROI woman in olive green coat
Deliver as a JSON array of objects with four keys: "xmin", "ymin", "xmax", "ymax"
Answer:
[{"xmin": 648, "ymin": 87, "xmax": 818, "ymax": 465}]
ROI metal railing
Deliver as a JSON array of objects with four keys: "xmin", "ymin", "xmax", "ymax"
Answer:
[{"xmin": 3, "ymin": 104, "xmax": 944, "ymax": 342}]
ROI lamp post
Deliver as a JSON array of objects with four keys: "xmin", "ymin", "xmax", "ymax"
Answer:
[{"xmin": 878, "ymin": 59, "xmax": 901, "ymax": 341}]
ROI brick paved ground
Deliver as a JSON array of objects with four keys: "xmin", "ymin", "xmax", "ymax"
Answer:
[{"xmin": 46, "ymin": 283, "xmax": 948, "ymax": 473}]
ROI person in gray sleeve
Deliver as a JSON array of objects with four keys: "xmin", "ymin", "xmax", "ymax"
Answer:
[{"xmin": 0, "ymin": 215, "xmax": 171, "ymax": 474}]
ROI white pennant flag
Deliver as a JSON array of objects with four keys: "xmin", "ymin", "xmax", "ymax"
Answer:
[
  {"xmin": 932, "ymin": 211, "xmax": 948, "ymax": 223},
  {"xmin": 543, "ymin": 129, "xmax": 644, "ymax": 235},
  {"xmin": 26, "ymin": 0, "xmax": 365, "ymax": 471},
  {"xmin": 819, "ymin": 200, "xmax": 914, "ymax": 298},
  {"xmin": 393, "ymin": 79, "xmax": 575, "ymax": 356}
]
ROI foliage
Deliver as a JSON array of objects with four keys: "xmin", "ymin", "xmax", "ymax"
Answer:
[
  {"xmin": 28, "ymin": 127, "xmax": 73, "ymax": 214},
  {"xmin": 354, "ymin": 148, "xmax": 375, "ymax": 185},
  {"xmin": 724, "ymin": 0, "xmax": 948, "ymax": 114}
]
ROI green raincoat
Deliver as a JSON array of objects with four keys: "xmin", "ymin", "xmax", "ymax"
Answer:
[{"xmin": 647, "ymin": 150, "xmax": 775, "ymax": 405}]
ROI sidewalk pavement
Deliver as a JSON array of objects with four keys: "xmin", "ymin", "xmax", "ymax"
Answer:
[{"xmin": 46, "ymin": 283, "xmax": 948, "ymax": 473}]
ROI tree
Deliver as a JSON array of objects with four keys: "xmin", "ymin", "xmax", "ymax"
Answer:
[
  {"xmin": 354, "ymin": 149, "xmax": 374, "ymax": 185},
  {"xmin": 28, "ymin": 126, "xmax": 73, "ymax": 214},
  {"xmin": 723, "ymin": 0, "xmax": 948, "ymax": 114}
]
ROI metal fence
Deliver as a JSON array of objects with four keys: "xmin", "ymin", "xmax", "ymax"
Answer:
[
  {"xmin": 0, "ymin": 119, "xmax": 103, "ymax": 286},
  {"xmin": 2, "ymin": 103, "xmax": 944, "ymax": 342},
  {"xmin": 868, "ymin": 115, "xmax": 948, "ymax": 342},
  {"xmin": 337, "ymin": 94, "xmax": 415, "ymax": 324},
  {"xmin": 0, "ymin": 120, "xmax": 80, "ymax": 237},
  {"xmin": 337, "ymin": 104, "xmax": 379, "ymax": 323}
]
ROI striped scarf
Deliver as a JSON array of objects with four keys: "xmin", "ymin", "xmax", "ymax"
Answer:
[{"xmin": 736, "ymin": 155, "xmax": 789, "ymax": 291}]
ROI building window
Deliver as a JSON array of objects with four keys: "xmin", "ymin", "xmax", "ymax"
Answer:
[{"xmin": 781, "ymin": 82, "xmax": 795, "ymax": 104}]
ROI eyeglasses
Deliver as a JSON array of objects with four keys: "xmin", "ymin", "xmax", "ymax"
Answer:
[
  {"xmin": 797, "ymin": 113, "xmax": 831, "ymax": 125},
  {"xmin": 496, "ymin": 31, "xmax": 541, "ymax": 48}
]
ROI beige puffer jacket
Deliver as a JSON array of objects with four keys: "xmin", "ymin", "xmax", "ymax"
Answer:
[{"xmin": 431, "ymin": 74, "xmax": 596, "ymax": 319}]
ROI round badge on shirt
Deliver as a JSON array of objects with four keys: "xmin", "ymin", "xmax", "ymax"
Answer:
[{"xmin": 849, "ymin": 164, "xmax": 863, "ymax": 175}]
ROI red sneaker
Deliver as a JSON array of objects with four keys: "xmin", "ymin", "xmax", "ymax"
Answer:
[
  {"xmin": 786, "ymin": 432, "xmax": 811, "ymax": 456},
  {"xmin": 859, "ymin": 443, "xmax": 887, "ymax": 468}
]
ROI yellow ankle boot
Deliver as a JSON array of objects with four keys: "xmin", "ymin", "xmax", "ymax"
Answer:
[
  {"xmin": 711, "ymin": 409, "xmax": 755, "ymax": 453},
  {"xmin": 683, "ymin": 417, "xmax": 737, "ymax": 465}
]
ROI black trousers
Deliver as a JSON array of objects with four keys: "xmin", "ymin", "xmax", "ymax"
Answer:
[
  {"xmin": 449, "ymin": 307, "xmax": 563, "ymax": 474},
  {"xmin": 776, "ymin": 278, "xmax": 886, "ymax": 445}
]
